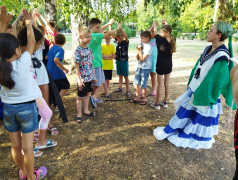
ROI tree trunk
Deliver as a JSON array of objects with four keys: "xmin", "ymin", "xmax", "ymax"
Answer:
[{"xmin": 44, "ymin": 0, "xmax": 57, "ymax": 25}]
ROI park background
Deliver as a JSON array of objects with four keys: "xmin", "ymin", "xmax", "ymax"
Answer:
[{"xmin": 1, "ymin": 0, "xmax": 238, "ymax": 179}]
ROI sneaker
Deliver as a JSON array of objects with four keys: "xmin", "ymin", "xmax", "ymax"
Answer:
[
  {"xmin": 161, "ymin": 101, "xmax": 168, "ymax": 108},
  {"xmin": 150, "ymin": 102, "xmax": 160, "ymax": 110}
]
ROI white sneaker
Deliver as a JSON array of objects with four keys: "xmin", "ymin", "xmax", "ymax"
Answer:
[{"xmin": 150, "ymin": 102, "xmax": 160, "ymax": 110}]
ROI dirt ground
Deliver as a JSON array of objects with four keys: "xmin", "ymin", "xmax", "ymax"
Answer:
[{"xmin": 0, "ymin": 39, "xmax": 238, "ymax": 180}]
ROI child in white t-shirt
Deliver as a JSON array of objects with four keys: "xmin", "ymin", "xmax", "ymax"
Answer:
[
  {"xmin": 130, "ymin": 31, "xmax": 152, "ymax": 105},
  {"xmin": 0, "ymin": 8, "xmax": 47, "ymax": 179}
]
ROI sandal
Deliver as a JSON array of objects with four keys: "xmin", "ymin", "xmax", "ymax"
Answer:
[
  {"xmin": 19, "ymin": 169, "xmax": 27, "ymax": 180},
  {"xmin": 35, "ymin": 139, "xmax": 57, "ymax": 150},
  {"xmin": 105, "ymin": 94, "xmax": 114, "ymax": 99},
  {"xmin": 150, "ymin": 102, "xmax": 161, "ymax": 110},
  {"xmin": 84, "ymin": 112, "xmax": 95, "ymax": 116},
  {"xmin": 113, "ymin": 88, "xmax": 123, "ymax": 92},
  {"xmin": 76, "ymin": 117, "xmax": 82, "ymax": 123},
  {"xmin": 129, "ymin": 99, "xmax": 140, "ymax": 103},
  {"xmin": 140, "ymin": 100, "xmax": 147, "ymax": 105},
  {"xmin": 96, "ymin": 98, "xmax": 103, "ymax": 104},
  {"xmin": 33, "ymin": 148, "xmax": 43, "ymax": 158},
  {"xmin": 101, "ymin": 93, "xmax": 106, "ymax": 97},
  {"xmin": 33, "ymin": 131, "xmax": 39, "ymax": 142},
  {"xmin": 90, "ymin": 96, "xmax": 97, "ymax": 108},
  {"xmin": 126, "ymin": 91, "xmax": 133, "ymax": 98},
  {"xmin": 34, "ymin": 166, "xmax": 47, "ymax": 180},
  {"xmin": 48, "ymin": 126, "xmax": 59, "ymax": 136}
]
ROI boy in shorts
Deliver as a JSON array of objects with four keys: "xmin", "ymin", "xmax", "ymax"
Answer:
[
  {"xmin": 74, "ymin": 27, "xmax": 97, "ymax": 123},
  {"xmin": 101, "ymin": 36, "xmax": 115, "ymax": 98},
  {"xmin": 113, "ymin": 28, "xmax": 132, "ymax": 98},
  {"xmin": 88, "ymin": 18, "xmax": 120, "ymax": 108},
  {"xmin": 130, "ymin": 31, "xmax": 152, "ymax": 105},
  {"xmin": 46, "ymin": 34, "xmax": 70, "ymax": 106}
]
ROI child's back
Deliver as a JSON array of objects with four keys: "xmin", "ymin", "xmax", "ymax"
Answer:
[
  {"xmin": 47, "ymin": 44, "xmax": 65, "ymax": 80},
  {"xmin": 0, "ymin": 51, "xmax": 42, "ymax": 104}
]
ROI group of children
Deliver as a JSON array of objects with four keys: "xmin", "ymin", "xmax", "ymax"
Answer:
[{"xmin": 4, "ymin": 4, "xmax": 238, "ymax": 180}]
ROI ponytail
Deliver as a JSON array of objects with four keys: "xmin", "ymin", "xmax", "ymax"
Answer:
[
  {"xmin": 0, "ymin": 57, "xmax": 15, "ymax": 89},
  {"xmin": 0, "ymin": 33, "xmax": 20, "ymax": 89},
  {"xmin": 170, "ymin": 34, "xmax": 176, "ymax": 53}
]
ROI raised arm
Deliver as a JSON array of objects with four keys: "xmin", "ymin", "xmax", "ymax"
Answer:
[
  {"xmin": 23, "ymin": 9, "xmax": 36, "ymax": 56},
  {"xmin": 104, "ymin": 23, "xmax": 121, "ymax": 39},
  {"xmin": 153, "ymin": 21, "xmax": 159, "ymax": 35},
  {"xmin": 39, "ymin": 14, "xmax": 55, "ymax": 34},
  {"xmin": 120, "ymin": 27, "xmax": 129, "ymax": 42},
  {"xmin": 0, "ymin": 6, "xmax": 12, "ymax": 33},
  {"xmin": 100, "ymin": 18, "xmax": 114, "ymax": 33}
]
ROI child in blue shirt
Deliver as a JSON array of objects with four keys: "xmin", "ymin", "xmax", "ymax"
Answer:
[{"xmin": 46, "ymin": 34, "xmax": 70, "ymax": 109}]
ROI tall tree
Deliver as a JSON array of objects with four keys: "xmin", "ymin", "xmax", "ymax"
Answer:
[{"xmin": 44, "ymin": 0, "xmax": 57, "ymax": 25}]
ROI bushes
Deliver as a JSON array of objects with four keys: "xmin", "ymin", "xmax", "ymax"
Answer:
[
  {"xmin": 198, "ymin": 31, "xmax": 207, "ymax": 40},
  {"xmin": 125, "ymin": 28, "xmax": 137, "ymax": 38},
  {"xmin": 172, "ymin": 30, "xmax": 178, "ymax": 39}
]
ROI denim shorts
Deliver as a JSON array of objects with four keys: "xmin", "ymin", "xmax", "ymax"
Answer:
[
  {"xmin": 133, "ymin": 68, "xmax": 151, "ymax": 89},
  {"xmin": 93, "ymin": 67, "xmax": 105, "ymax": 87},
  {"xmin": 116, "ymin": 60, "xmax": 129, "ymax": 77},
  {"xmin": 3, "ymin": 101, "xmax": 39, "ymax": 133}
]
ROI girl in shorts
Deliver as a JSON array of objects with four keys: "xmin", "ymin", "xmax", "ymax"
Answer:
[{"xmin": 0, "ymin": 8, "xmax": 47, "ymax": 179}]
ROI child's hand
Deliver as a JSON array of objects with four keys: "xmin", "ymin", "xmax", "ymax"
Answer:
[
  {"xmin": 117, "ymin": 23, "xmax": 122, "ymax": 30},
  {"xmin": 136, "ymin": 44, "xmax": 142, "ymax": 50},
  {"xmin": 64, "ymin": 68, "xmax": 69, "ymax": 74},
  {"xmin": 0, "ymin": 6, "xmax": 12, "ymax": 25},
  {"xmin": 93, "ymin": 79, "xmax": 97, "ymax": 85},
  {"xmin": 78, "ymin": 80, "xmax": 85, "ymax": 91},
  {"xmin": 108, "ymin": 18, "xmax": 114, "ymax": 25},
  {"xmin": 153, "ymin": 21, "xmax": 159, "ymax": 27},
  {"xmin": 22, "ymin": 9, "xmax": 33, "ymax": 26}
]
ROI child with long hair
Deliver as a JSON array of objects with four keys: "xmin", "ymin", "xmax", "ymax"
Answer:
[
  {"xmin": 74, "ymin": 27, "xmax": 97, "ymax": 123},
  {"xmin": 150, "ymin": 22, "xmax": 176, "ymax": 110},
  {"xmin": 17, "ymin": 25, "xmax": 57, "ymax": 149},
  {"xmin": 0, "ymin": 8, "xmax": 47, "ymax": 179}
]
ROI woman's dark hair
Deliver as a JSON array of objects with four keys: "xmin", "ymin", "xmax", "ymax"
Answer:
[
  {"xmin": 0, "ymin": 33, "xmax": 19, "ymax": 89},
  {"xmin": 17, "ymin": 26, "xmax": 43, "ymax": 46}
]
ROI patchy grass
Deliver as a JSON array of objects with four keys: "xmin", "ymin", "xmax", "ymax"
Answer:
[{"xmin": 0, "ymin": 38, "xmax": 237, "ymax": 179}]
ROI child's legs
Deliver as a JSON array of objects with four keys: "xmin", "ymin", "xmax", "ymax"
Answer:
[
  {"xmin": 83, "ymin": 93, "xmax": 91, "ymax": 114},
  {"xmin": 133, "ymin": 85, "xmax": 140, "ymax": 100},
  {"xmin": 122, "ymin": 61, "xmax": 129, "ymax": 91},
  {"xmin": 106, "ymin": 80, "xmax": 110, "ymax": 88},
  {"xmin": 76, "ymin": 97, "xmax": 83, "ymax": 117},
  {"xmin": 21, "ymin": 132, "xmax": 35, "ymax": 180},
  {"xmin": 164, "ymin": 73, "xmax": 170, "ymax": 102},
  {"xmin": 36, "ymin": 97, "xmax": 53, "ymax": 145},
  {"xmin": 141, "ymin": 69, "xmax": 150, "ymax": 101},
  {"xmin": 119, "ymin": 75, "xmax": 123, "ymax": 89},
  {"xmin": 9, "ymin": 131, "xmax": 27, "ymax": 177},
  {"xmin": 124, "ymin": 76, "xmax": 130, "ymax": 92},
  {"xmin": 60, "ymin": 89, "xmax": 68, "ymax": 99},
  {"xmin": 92, "ymin": 67, "xmax": 105, "ymax": 100},
  {"xmin": 133, "ymin": 68, "xmax": 142, "ymax": 99},
  {"xmin": 156, "ymin": 74, "xmax": 163, "ymax": 104},
  {"xmin": 150, "ymin": 72, "xmax": 157, "ymax": 93}
]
